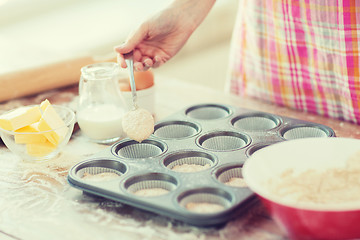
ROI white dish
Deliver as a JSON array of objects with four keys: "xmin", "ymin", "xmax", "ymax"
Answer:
[{"xmin": 243, "ymin": 137, "xmax": 360, "ymax": 210}]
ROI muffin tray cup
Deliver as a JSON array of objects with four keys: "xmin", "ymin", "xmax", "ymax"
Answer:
[{"xmin": 67, "ymin": 103, "xmax": 335, "ymax": 227}]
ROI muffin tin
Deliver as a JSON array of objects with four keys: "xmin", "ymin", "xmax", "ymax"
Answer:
[{"xmin": 67, "ymin": 103, "xmax": 336, "ymax": 227}]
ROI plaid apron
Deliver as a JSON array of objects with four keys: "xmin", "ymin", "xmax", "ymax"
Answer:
[{"xmin": 227, "ymin": 0, "xmax": 360, "ymax": 124}]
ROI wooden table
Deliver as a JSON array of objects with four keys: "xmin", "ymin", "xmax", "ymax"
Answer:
[{"xmin": 1, "ymin": 76, "xmax": 359, "ymax": 240}]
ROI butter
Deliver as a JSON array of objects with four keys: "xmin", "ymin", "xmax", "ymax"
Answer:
[
  {"xmin": 0, "ymin": 106, "xmax": 41, "ymax": 130},
  {"xmin": 14, "ymin": 123, "xmax": 47, "ymax": 144},
  {"xmin": 26, "ymin": 140, "xmax": 56, "ymax": 157},
  {"xmin": 38, "ymin": 102, "xmax": 68, "ymax": 145},
  {"xmin": 1, "ymin": 99, "xmax": 70, "ymax": 159},
  {"xmin": 40, "ymin": 99, "xmax": 51, "ymax": 112}
]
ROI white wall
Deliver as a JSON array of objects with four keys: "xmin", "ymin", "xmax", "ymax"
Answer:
[
  {"xmin": 0, "ymin": 0, "xmax": 238, "ymax": 76},
  {"xmin": 0, "ymin": 0, "xmax": 167, "ymax": 73}
]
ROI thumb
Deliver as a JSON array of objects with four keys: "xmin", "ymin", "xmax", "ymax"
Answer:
[{"xmin": 115, "ymin": 25, "xmax": 147, "ymax": 54}]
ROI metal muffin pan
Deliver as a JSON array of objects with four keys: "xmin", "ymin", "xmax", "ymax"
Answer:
[{"xmin": 67, "ymin": 103, "xmax": 335, "ymax": 227}]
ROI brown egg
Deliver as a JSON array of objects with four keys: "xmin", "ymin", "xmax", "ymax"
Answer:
[{"xmin": 120, "ymin": 70, "xmax": 154, "ymax": 91}]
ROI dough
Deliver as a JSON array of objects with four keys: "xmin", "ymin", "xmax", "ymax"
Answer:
[
  {"xmin": 82, "ymin": 172, "xmax": 119, "ymax": 181},
  {"xmin": 172, "ymin": 163, "xmax": 210, "ymax": 173},
  {"xmin": 133, "ymin": 188, "xmax": 169, "ymax": 197},
  {"xmin": 225, "ymin": 177, "xmax": 247, "ymax": 187},
  {"xmin": 122, "ymin": 108, "xmax": 154, "ymax": 143}
]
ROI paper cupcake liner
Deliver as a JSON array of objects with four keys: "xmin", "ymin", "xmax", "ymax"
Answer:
[
  {"xmin": 154, "ymin": 120, "xmax": 200, "ymax": 139},
  {"xmin": 281, "ymin": 126, "xmax": 329, "ymax": 140},
  {"xmin": 163, "ymin": 151, "xmax": 216, "ymax": 173},
  {"xmin": 125, "ymin": 173, "xmax": 177, "ymax": 197},
  {"xmin": 75, "ymin": 159, "xmax": 127, "ymax": 182},
  {"xmin": 216, "ymin": 166, "xmax": 247, "ymax": 188},
  {"xmin": 198, "ymin": 131, "xmax": 250, "ymax": 151},
  {"xmin": 114, "ymin": 140, "xmax": 166, "ymax": 159},
  {"xmin": 232, "ymin": 114, "xmax": 280, "ymax": 131},
  {"xmin": 185, "ymin": 104, "xmax": 231, "ymax": 120},
  {"xmin": 178, "ymin": 188, "xmax": 232, "ymax": 214}
]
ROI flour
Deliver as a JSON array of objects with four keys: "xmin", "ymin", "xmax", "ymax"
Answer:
[
  {"xmin": 268, "ymin": 151, "xmax": 360, "ymax": 205},
  {"xmin": 82, "ymin": 172, "xmax": 119, "ymax": 181},
  {"xmin": 172, "ymin": 163, "xmax": 210, "ymax": 173},
  {"xmin": 133, "ymin": 188, "xmax": 169, "ymax": 197},
  {"xmin": 225, "ymin": 177, "xmax": 247, "ymax": 187}
]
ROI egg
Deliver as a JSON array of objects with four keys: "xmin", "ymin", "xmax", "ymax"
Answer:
[{"xmin": 120, "ymin": 70, "xmax": 154, "ymax": 91}]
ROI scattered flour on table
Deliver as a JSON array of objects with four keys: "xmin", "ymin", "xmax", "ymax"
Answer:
[{"xmin": 268, "ymin": 151, "xmax": 360, "ymax": 204}]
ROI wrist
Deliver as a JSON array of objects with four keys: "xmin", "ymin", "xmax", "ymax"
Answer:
[{"xmin": 170, "ymin": 0, "xmax": 216, "ymax": 32}]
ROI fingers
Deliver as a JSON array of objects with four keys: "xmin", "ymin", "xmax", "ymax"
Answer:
[
  {"xmin": 134, "ymin": 57, "xmax": 153, "ymax": 71},
  {"xmin": 117, "ymin": 52, "xmax": 151, "ymax": 71},
  {"xmin": 132, "ymin": 50, "xmax": 145, "ymax": 71},
  {"xmin": 116, "ymin": 53, "xmax": 127, "ymax": 68},
  {"xmin": 114, "ymin": 24, "xmax": 148, "ymax": 68},
  {"xmin": 133, "ymin": 49, "xmax": 142, "ymax": 62},
  {"xmin": 133, "ymin": 55, "xmax": 166, "ymax": 71},
  {"xmin": 134, "ymin": 62, "xmax": 145, "ymax": 71},
  {"xmin": 117, "ymin": 51, "xmax": 166, "ymax": 71},
  {"xmin": 152, "ymin": 55, "xmax": 166, "ymax": 68},
  {"xmin": 143, "ymin": 57, "xmax": 153, "ymax": 68},
  {"xmin": 114, "ymin": 22, "xmax": 169, "ymax": 71}
]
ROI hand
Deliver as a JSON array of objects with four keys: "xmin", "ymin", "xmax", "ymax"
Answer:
[{"xmin": 115, "ymin": 0, "xmax": 216, "ymax": 71}]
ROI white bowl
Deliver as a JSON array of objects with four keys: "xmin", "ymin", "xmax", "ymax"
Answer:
[
  {"xmin": 0, "ymin": 105, "xmax": 76, "ymax": 162},
  {"xmin": 243, "ymin": 137, "xmax": 360, "ymax": 240}
]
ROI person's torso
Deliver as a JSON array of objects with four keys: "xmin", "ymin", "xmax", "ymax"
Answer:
[{"xmin": 228, "ymin": 0, "xmax": 360, "ymax": 124}]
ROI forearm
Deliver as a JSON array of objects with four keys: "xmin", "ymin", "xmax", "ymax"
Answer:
[
  {"xmin": 168, "ymin": 0, "xmax": 217, "ymax": 33},
  {"xmin": 115, "ymin": 0, "xmax": 216, "ymax": 70}
]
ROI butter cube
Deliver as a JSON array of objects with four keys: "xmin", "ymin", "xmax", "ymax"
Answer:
[
  {"xmin": 14, "ymin": 123, "xmax": 47, "ymax": 144},
  {"xmin": 26, "ymin": 140, "xmax": 56, "ymax": 157},
  {"xmin": 38, "ymin": 103, "xmax": 68, "ymax": 145},
  {"xmin": 40, "ymin": 99, "xmax": 51, "ymax": 112},
  {"xmin": 0, "ymin": 106, "xmax": 42, "ymax": 131}
]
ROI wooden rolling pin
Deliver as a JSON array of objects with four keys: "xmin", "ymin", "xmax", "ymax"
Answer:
[{"xmin": 0, "ymin": 56, "xmax": 116, "ymax": 103}]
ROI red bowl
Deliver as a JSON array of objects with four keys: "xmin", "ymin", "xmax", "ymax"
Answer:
[{"xmin": 243, "ymin": 138, "xmax": 360, "ymax": 240}]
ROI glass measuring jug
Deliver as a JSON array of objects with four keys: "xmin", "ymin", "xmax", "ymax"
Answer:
[{"xmin": 77, "ymin": 62, "xmax": 126, "ymax": 144}]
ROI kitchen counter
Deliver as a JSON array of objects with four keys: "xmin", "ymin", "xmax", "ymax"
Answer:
[{"xmin": 1, "ymin": 76, "xmax": 359, "ymax": 240}]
